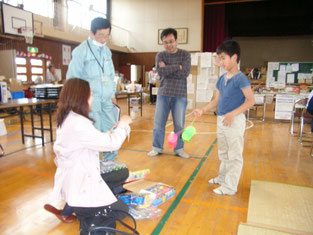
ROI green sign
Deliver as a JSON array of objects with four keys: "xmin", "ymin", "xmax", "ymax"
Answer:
[{"xmin": 27, "ymin": 46, "xmax": 38, "ymax": 53}]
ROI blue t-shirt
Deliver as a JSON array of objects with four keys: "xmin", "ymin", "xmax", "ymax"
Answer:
[{"xmin": 216, "ymin": 72, "xmax": 251, "ymax": 116}]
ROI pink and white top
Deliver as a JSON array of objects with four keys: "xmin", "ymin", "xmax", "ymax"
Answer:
[{"xmin": 50, "ymin": 111, "xmax": 130, "ymax": 207}]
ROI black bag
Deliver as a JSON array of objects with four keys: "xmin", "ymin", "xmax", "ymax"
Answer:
[{"xmin": 80, "ymin": 209, "xmax": 139, "ymax": 235}]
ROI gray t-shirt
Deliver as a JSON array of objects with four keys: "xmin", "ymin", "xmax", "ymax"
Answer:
[{"xmin": 156, "ymin": 49, "xmax": 191, "ymax": 98}]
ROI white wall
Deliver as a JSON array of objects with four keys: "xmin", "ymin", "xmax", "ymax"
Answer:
[{"xmin": 111, "ymin": 0, "xmax": 202, "ymax": 52}]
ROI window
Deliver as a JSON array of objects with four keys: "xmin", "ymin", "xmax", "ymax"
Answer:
[
  {"xmin": 30, "ymin": 59, "xmax": 43, "ymax": 66},
  {"xmin": 67, "ymin": 0, "xmax": 109, "ymax": 30},
  {"xmin": 17, "ymin": 75, "xmax": 27, "ymax": 82},
  {"xmin": 0, "ymin": 0, "xmax": 54, "ymax": 18},
  {"xmin": 15, "ymin": 57, "xmax": 26, "ymax": 65},
  {"xmin": 15, "ymin": 57, "xmax": 46, "ymax": 83},
  {"xmin": 31, "ymin": 67, "xmax": 43, "ymax": 74},
  {"xmin": 23, "ymin": 0, "xmax": 54, "ymax": 18},
  {"xmin": 16, "ymin": 67, "xmax": 27, "ymax": 73}
]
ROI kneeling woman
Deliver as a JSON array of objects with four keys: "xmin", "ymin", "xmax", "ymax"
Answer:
[{"xmin": 49, "ymin": 78, "xmax": 132, "ymax": 234}]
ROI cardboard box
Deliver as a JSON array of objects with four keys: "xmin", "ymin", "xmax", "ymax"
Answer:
[
  {"xmin": 123, "ymin": 180, "xmax": 175, "ymax": 207},
  {"xmin": 9, "ymin": 78, "xmax": 24, "ymax": 92},
  {"xmin": 190, "ymin": 66, "xmax": 198, "ymax": 75}
]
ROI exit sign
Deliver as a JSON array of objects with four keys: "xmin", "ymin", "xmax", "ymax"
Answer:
[{"xmin": 27, "ymin": 46, "xmax": 38, "ymax": 53}]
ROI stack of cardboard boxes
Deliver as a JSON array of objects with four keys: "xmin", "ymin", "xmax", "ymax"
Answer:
[{"xmin": 187, "ymin": 52, "xmax": 220, "ymax": 110}]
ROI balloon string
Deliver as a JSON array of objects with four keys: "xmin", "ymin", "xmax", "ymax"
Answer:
[
  {"xmin": 175, "ymin": 116, "xmax": 197, "ymax": 135},
  {"xmin": 176, "ymin": 129, "xmax": 183, "ymax": 135},
  {"xmin": 190, "ymin": 116, "xmax": 197, "ymax": 126}
]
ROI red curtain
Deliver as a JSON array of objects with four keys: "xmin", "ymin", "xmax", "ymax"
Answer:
[{"xmin": 203, "ymin": 4, "xmax": 226, "ymax": 52}]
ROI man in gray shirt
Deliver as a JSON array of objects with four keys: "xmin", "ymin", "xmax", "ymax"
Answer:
[{"xmin": 148, "ymin": 28, "xmax": 191, "ymax": 158}]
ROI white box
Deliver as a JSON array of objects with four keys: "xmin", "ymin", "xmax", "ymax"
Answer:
[{"xmin": 0, "ymin": 82, "xmax": 8, "ymax": 103}]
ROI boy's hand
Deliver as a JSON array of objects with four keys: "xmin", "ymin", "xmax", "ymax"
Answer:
[
  {"xmin": 120, "ymin": 115, "xmax": 132, "ymax": 125},
  {"xmin": 222, "ymin": 113, "xmax": 235, "ymax": 126},
  {"xmin": 193, "ymin": 109, "xmax": 203, "ymax": 118}
]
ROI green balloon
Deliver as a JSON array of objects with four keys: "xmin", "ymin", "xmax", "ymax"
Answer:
[{"xmin": 182, "ymin": 126, "xmax": 196, "ymax": 142}]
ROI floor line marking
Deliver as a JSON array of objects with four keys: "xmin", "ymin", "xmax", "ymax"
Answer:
[
  {"xmin": 0, "ymin": 165, "xmax": 54, "ymax": 178},
  {"xmin": 151, "ymin": 138, "xmax": 217, "ymax": 235},
  {"xmin": 120, "ymin": 148, "xmax": 203, "ymax": 159}
]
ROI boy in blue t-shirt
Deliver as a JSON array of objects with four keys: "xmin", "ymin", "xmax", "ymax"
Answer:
[{"xmin": 194, "ymin": 40, "xmax": 255, "ymax": 195}]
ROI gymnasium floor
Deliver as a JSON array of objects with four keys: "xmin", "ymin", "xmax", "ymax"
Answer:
[{"xmin": 0, "ymin": 100, "xmax": 312, "ymax": 235}]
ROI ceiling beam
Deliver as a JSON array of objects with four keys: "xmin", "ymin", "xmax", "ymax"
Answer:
[{"xmin": 204, "ymin": 0, "xmax": 264, "ymax": 5}]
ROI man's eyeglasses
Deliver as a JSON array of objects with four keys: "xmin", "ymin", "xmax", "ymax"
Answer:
[
  {"xmin": 162, "ymin": 39, "xmax": 176, "ymax": 45},
  {"xmin": 96, "ymin": 34, "xmax": 112, "ymax": 40}
]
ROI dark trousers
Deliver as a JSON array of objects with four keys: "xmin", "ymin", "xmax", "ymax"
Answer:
[
  {"xmin": 73, "ymin": 200, "xmax": 129, "ymax": 235},
  {"xmin": 149, "ymin": 83, "xmax": 156, "ymax": 104},
  {"xmin": 101, "ymin": 167, "xmax": 129, "ymax": 194}
]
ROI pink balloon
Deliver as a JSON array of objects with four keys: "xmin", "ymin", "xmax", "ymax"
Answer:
[{"xmin": 167, "ymin": 132, "xmax": 178, "ymax": 149}]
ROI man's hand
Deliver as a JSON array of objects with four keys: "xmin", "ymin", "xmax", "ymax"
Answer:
[
  {"xmin": 222, "ymin": 112, "xmax": 235, "ymax": 127},
  {"xmin": 159, "ymin": 61, "xmax": 166, "ymax": 67}
]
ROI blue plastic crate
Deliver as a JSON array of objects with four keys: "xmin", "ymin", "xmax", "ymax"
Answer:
[{"xmin": 11, "ymin": 91, "xmax": 25, "ymax": 99}]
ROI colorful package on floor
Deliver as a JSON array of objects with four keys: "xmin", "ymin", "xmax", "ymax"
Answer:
[
  {"xmin": 125, "ymin": 169, "xmax": 151, "ymax": 183},
  {"xmin": 118, "ymin": 192, "xmax": 153, "ymax": 209},
  {"xmin": 140, "ymin": 183, "xmax": 176, "ymax": 207},
  {"xmin": 100, "ymin": 160, "xmax": 127, "ymax": 174},
  {"xmin": 129, "ymin": 207, "xmax": 162, "ymax": 220}
]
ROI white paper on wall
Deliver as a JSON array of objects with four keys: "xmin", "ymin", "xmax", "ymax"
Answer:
[
  {"xmin": 271, "ymin": 62, "xmax": 279, "ymax": 70},
  {"xmin": 197, "ymin": 75, "xmax": 208, "ymax": 89},
  {"xmin": 187, "ymin": 83, "xmax": 195, "ymax": 94},
  {"xmin": 207, "ymin": 75, "xmax": 218, "ymax": 88},
  {"xmin": 286, "ymin": 73, "xmax": 295, "ymax": 84},
  {"xmin": 62, "ymin": 45, "xmax": 71, "ymax": 65},
  {"xmin": 187, "ymin": 98, "xmax": 194, "ymax": 109},
  {"xmin": 292, "ymin": 63, "xmax": 299, "ymax": 72},
  {"xmin": 279, "ymin": 65, "xmax": 286, "ymax": 72},
  {"xmin": 191, "ymin": 54, "xmax": 198, "ymax": 66},
  {"xmin": 286, "ymin": 65, "xmax": 292, "ymax": 73},
  {"xmin": 200, "ymin": 68, "xmax": 208, "ymax": 76},
  {"xmin": 200, "ymin": 53, "xmax": 212, "ymax": 68},
  {"xmin": 219, "ymin": 66, "xmax": 227, "ymax": 76},
  {"xmin": 277, "ymin": 71, "xmax": 286, "ymax": 87},
  {"xmin": 187, "ymin": 74, "xmax": 193, "ymax": 84}
]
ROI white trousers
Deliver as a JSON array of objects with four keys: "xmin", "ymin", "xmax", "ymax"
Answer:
[{"xmin": 217, "ymin": 113, "xmax": 246, "ymax": 192}]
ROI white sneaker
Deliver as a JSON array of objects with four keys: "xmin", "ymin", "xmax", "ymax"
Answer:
[
  {"xmin": 208, "ymin": 177, "xmax": 222, "ymax": 185},
  {"xmin": 147, "ymin": 150, "xmax": 159, "ymax": 157},
  {"xmin": 177, "ymin": 152, "xmax": 189, "ymax": 159},
  {"xmin": 213, "ymin": 186, "xmax": 236, "ymax": 196}
]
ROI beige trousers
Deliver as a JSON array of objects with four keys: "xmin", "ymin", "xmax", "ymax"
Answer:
[{"xmin": 217, "ymin": 113, "xmax": 246, "ymax": 192}]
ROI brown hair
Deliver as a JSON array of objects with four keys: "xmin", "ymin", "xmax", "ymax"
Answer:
[{"xmin": 56, "ymin": 78, "xmax": 92, "ymax": 127}]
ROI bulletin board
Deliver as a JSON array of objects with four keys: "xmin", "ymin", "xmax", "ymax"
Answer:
[{"xmin": 266, "ymin": 62, "xmax": 313, "ymax": 88}]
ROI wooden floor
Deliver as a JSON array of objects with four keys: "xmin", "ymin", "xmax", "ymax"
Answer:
[{"xmin": 0, "ymin": 101, "xmax": 313, "ymax": 235}]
